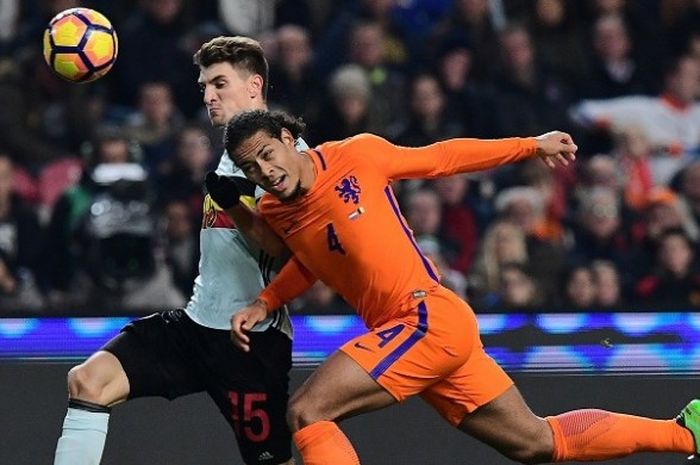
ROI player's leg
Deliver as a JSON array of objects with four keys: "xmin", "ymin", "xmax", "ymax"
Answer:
[
  {"xmin": 204, "ymin": 325, "xmax": 297, "ymax": 465},
  {"xmin": 54, "ymin": 310, "xmax": 205, "ymax": 465},
  {"xmin": 289, "ymin": 297, "xmax": 478, "ymax": 465},
  {"xmin": 288, "ymin": 350, "xmax": 396, "ymax": 465},
  {"xmin": 422, "ymin": 336, "xmax": 696, "ymax": 463},
  {"xmin": 459, "ymin": 385, "xmax": 696, "ymax": 463},
  {"xmin": 54, "ymin": 350, "xmax": 129, "ymax": 465},
  {"xmin": 415, "ymin": 286, "xmax": 698, "ymax": 463}
]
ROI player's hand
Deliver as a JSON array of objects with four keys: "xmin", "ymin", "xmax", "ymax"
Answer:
[
  {"xmin": 534, "ymin": 131, "xmax": 577, "ymax": 169},
  {"xmin": 230, "ymin": 299, "xmax": 269, "ymax": 352},
  {"xmin": 205, "ymin": 171, "xmax": 241, "ymax": 209}
]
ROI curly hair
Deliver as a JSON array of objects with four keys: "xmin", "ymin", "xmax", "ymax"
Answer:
[{"xmin": 224, "ymin": 109, "xmax": 306, "ymax": 158}]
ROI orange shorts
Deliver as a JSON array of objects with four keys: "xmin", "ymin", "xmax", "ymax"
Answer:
[{"xmin": 340, "ymin": 286, "xmax": 513, "ymax": 426}]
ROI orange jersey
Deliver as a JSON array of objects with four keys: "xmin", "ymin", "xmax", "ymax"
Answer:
[{"xmin": 258, "ymin": 133, "xmax": 536, "ymax": 329}]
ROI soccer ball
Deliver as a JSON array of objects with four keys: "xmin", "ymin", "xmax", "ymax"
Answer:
[{"xmin": 43, "ymin": 8, "xmax": 118, "ymax": 83}]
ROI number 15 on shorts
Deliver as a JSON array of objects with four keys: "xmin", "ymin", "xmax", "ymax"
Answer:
[{"xmin": 228, "ymin": 392, "xmax": 271, "ymax": 442}]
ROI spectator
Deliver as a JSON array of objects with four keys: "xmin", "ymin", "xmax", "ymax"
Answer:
[
  {"xmin": 0, "ymin": 0, "xmax": 20, "ymax": 55},
  {"xmin": 0, "ymin": 249, "xmax": 45, "ymax": 312},
  {"xmin": 162, "ymin": 198, "xmax": 198, "ymax": 298},
  {"xmin": 529, "ymin": 0, "xmax": 588, "ymax": 84},
  {"xmin": 217, "ymin": 0, "xmax": 275, "ymax": 37},
  {"xmin": 613, "ymin": 125, "xmax": 655, "ymax": 208},
  {"xmin": 517, "ymin": 160, "xmax": 569, "ymax": 244},
  {"xmin": 0, "ymin": 154, "xmax": 43, "ymax": 285},
  {"xmin": 417, "ymin": 235, "xmax": 468, "ymax": 299},
  {"xmin": 679, "ymin": 161, "xmax": 700, "ymax": 233},
  {"xmin": 627, "ymin": 186, "xmax": 696, "ymax": 280},
  {"xmin": 560, "ymin": 264, "xmax": 598, "ymax": 308},
  {"xmin": 572, "ymin": 154, "xmax": 634, "ymax": 221},
  {"xmin": 41, "ymin": 128, "xmax": 126, "ymax": 297},
  {"xmin": 582, "ymin": 0, "xmax": 664, "ymax": 68},
  {"xmin": 433, "ymin": 36, "xmax": 496, "ymax": 136},
  {"xmin": 639, "ymin": 187, "xmax": 696, "ymax": 244},
  {"xmin": 157, "ymin": 125, "xmax": 213, "ymax": 214},
  {"xmin": 635, "ymin": 228, "xmax": 700, "ymax": 307},
  {"xmin": 583, "ymin": 13, "xmax": 654, "ymax": 98},
  {"xmin": 665, "ymin": 0, "xmax": 700, "ymax": 52},
  {"xmin": 568, "ymin": 186, "xmax": 635, "ymax": 269},
  {"xmin": 112, "ymin": 0, "xmax": 199, "ymax": 115},
  {"xmin": 268, "ymin": 24, "xmax": 321, "ymax": 122},
  {"xmin": 571, "ymin": 55, "xmax": 700, "ymax": 183},
  {"xmin": 491, "ymin": 23, "xmax": 572, "ymax": 137},
  {"xmin": 388, "ymin": 72, "xmax": 464, "ymax": 147},
  {"xmin": 124, "ymin": 81, "xmax": 185, "ymax": 175},
  {"xmin": 430, "ymin": 0, "xmax": 500, "ymax": 80},
  {"xmin": 469, "ymin": 220, "xmax": 529, "ymax": 303},
  {"xmin": 432, "ymin": 174, "xmax": 479, "ymax": 274},
  {"xmin": 0, "ymin": 56, "xmax": 85, "ymax": 168},
  {"xmin": 405, "ymin": 188, "xmax": 443, "ymax": 244},
  {"xmin": 312, "ymin": 0, "xmax": 411, "ymax": 77},
  {"xmin": 347, "ymin": 20, "xmax": 407, "ymax": 135},
  {"xmin": 311, "ymin": 64, "xmax": 374, "ymax": 143},
  {"xmin": 591, "ymin": 259, "xmax": 623, "ymax": 307},
  {"xmin": 494, "ymin": 186, "xmax": 566, "ymax": 295},
  {"xmin": 495, "ymin": 262, "xmax": 542, "ymax": 310}
]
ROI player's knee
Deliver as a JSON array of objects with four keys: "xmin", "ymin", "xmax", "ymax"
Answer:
[
  {"xmin": 287, "ymin": 393, "xmax": 324, "ymax": 431},
  {"xmin": 67, "ymin": 364, "xmax": 109, "ymax": 404}
]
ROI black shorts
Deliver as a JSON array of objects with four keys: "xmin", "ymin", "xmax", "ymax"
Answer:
[{"xmin": 102, "ymin": 309, "xmax": 292, "ymax": 465}]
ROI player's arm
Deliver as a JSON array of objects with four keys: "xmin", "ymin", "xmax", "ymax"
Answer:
[
  {"xmin": 569, "ymin": 96, "xmax": 640, "ymax": 130},
  {"xmin": 342, "ymin": 132, "xmax": 576, "ymax": 180},
  {"xmin": 205, "ymin": 171, "xmax": 286, "ymax": 257},
  {"xmin": 223, "ymin": 203, "xmax": 286, "ymax": 257},
  {"xmin": 231, "ymin": 256, "xmax": 317, "ymax": 351}
]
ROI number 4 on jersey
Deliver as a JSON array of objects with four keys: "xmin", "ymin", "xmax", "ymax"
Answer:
[{"xmin": 326, "ymin": 223, "xmax": 346, "ymax": 255}]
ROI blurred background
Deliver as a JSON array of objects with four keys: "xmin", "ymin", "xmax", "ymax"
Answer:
[
  {"xmin": 4, "ymin": 1, "xmax": 700, "ymax": 464},
  {"xmin": 2, "ymin": 0, "xmax": 700, "ymax": 315}
]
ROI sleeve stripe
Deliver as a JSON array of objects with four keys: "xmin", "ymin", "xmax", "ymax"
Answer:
[{"xmin": 312, "ymin": 149, "xmax": 327, "ymax": 171}]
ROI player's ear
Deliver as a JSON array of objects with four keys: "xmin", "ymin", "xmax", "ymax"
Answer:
[
  {"xmin": 280, "ymin": 128, "xmax": 295, "ymax": 148},
  {"xmin": 248, "ymin": 74, "xmax": 263, "ymax": 99}
]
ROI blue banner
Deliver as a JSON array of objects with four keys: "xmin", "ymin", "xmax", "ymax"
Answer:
[{"xmin": 1, "ymin": 312, "xmax": 699, "ymax": 374}]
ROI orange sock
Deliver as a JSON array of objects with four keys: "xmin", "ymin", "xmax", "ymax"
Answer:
[
  {"xmin": 546, "ymin": 409, "xmax": 695, "ymax": 461},
  {"xmin": 293, "ymin": 421, "xmax": 360, "ymax": 465}
]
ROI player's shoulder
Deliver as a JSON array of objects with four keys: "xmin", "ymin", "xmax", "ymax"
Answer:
[
  {"xmin": 257, "ymin": 192, "xmax": 280, "ymax": 214},
  {"xmin": 317, "ymin": 133, "xmax": 388, "ymax": 158}
]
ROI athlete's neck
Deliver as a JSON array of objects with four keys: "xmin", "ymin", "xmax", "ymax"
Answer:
[
  {"xmin": 298, "ymin": 151, "xmax": 317, "ymax": 193},
  {"xmin": 280, "ymin": 152, "xmax": 317, "ymax": 203}
]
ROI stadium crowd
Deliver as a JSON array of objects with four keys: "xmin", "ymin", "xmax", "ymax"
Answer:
[{"xmin": 2, "ymin": 0, "xmax": 700, "ymax": 313}]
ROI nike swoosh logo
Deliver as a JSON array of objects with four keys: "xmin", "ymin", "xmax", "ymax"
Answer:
[{"xmin": 353, "ymin": 341, "xmax": 372, "ymax": 351}]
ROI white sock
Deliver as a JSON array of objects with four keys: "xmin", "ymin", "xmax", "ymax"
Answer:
[{"xmin": 54, "ymin": 400, "xmax": 110, "ymax": 465}]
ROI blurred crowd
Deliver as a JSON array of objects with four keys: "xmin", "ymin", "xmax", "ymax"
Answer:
[{"xmin": 2, "ymin": 0, "xmax": 700, "ymax": 314}]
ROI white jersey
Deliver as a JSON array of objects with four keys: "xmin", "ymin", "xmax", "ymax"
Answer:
[
  {"xmin": 571, "ymin": 95, "xmax": 700, "ymax": 153},
  {"xmin": 184, "ymin": 139, "xmax": 308, "ymax": 335},
  {"xmin": 571, "ymin": 95, "xmax": 700, "ymax": 184}
]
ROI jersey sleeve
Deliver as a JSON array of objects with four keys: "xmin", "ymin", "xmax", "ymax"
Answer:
[
  {"xmin": 258, "ymin": 255, "xmax": 317, "ymax": 313},
  {"xmin": 335, "ymin": 133, "xmax": 537, "ymax": 182},
  {"xmin": 570, "ymin": 96, "xmax": 647, "ymax": 129}
]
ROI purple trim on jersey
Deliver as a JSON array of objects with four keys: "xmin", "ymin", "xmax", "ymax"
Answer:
[
  {"xmin": 369, "ymin": 301, "xmax": 428, "ymax": 379},
  {"xmin": 312, "ymin": 149, "xmax": 327, "ymax": 171},
  {"xmin": 383, "ymin": 186, "xmax": 439, "ymax": 282}
]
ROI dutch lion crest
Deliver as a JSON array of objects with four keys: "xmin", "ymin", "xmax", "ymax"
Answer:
[{"xmin": 335, "ymin": 175, "xmax": 361, "ymax": 204}]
